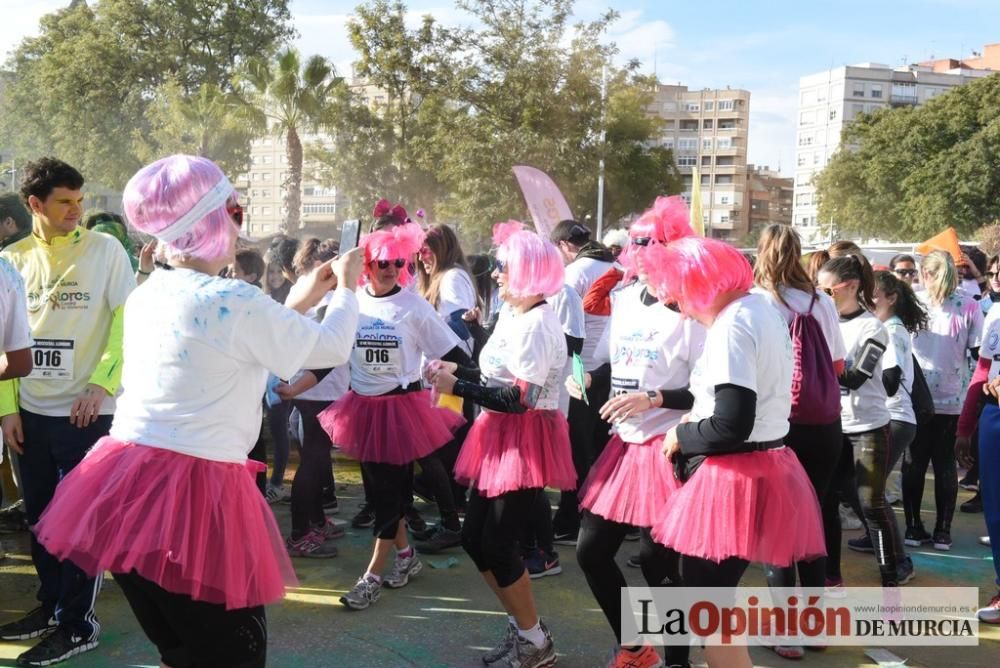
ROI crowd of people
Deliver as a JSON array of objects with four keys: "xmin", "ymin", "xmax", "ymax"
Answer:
[{"xmin": 0, "ymin": 154, "xmax": 996, "ymax": 668}]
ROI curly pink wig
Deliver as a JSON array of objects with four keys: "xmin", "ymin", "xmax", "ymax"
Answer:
[
  {"xmin": 619, "ymin": 196, "xmax": 694, "ymax": 282},
  {"xmin": 645, "ymin": 237, "xmax": 752, "ymax": 315},
  {"xmin": 360, "ymin": 222, "xmax": 425, "ymax": 286},
  {"xmin": 122, "ymin": 155, "xmax": 236, "ymax": 263},
  {"xmin": 493, "ymin": 221, "xmax": 564, "ymax": 299}
]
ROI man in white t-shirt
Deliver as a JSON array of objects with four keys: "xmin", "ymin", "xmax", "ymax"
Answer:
[
  {"xmin": 549, "ymin": 220, "xmax": 615, "ymax": 544},
  {"xmin": 0, "ymin": 159, "xmax": 136, "ymax": 666}
]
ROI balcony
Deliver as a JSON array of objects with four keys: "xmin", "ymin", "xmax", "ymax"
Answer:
[{"xmin": 890, "ymin": 93, "xmax": 918, "ymax": 107}]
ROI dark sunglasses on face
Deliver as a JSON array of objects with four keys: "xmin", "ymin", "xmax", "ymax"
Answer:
[
  {"xmin": 894, "ymin": 269, "xmax": 917, "ymax": 277},
  {"xmin": 987, "ymin": 271, "xmax": 999, "ymax": 279},
  {"xmin": 495, "ymin": 259, "xmax": 507, "ymax": 273},
  {"xmin": 373, "ymin": 258, "xmax": 407, "ymax": 270},
  {"xmin": 227, "ymin": 203, "xmax": 243, "ymax": 228},
  {"xmin": 631, "ymin": 236, "xmax": 653, "ymax": 247}
]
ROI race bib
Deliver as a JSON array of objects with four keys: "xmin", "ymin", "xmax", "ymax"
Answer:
[
  {"xmin": 354, "ymin": 339, "xmax": 402, "ymax": 375},
  {"xmin": 611, "ymin": 376, "xmax": 640, "ymax": 397},
  {"xmin": 28, "ymin": 338, "xmax": 75, "ymax": 380}
]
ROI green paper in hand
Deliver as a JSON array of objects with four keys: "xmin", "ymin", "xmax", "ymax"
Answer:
[{"xmin": 572, "ymin": 353, "xmax": 589, "ymax": 406}]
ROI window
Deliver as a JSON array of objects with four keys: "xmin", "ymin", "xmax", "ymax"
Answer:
[
  {"xmin": 677, "ymin": 155, "xmax": 698, "ymax": 167},
  {"xmin": 716, "ymin": 137, "xmax": 734, "ymax": 149},
  {"xmin": 716, "ymin": 156, "xmax": 735, "ymax": 166},
  {"xmin": 251, "ymin": 189, "xmax": 259, "ymax": 197},
  {"xmin": 799, "ymin": 110, "xmax": 815, "ymax": 125},
  {"xmin": 663, "ymin": 120, "xmax": 675, "ymax": 130},
  {"xmin": 797, "ymin": 134, "xmax": 814, "ymax": 147},
  {"xmin": 718, "ymin": 119, "xmax": 738, "ymax": 130},
  {"xmin": 251, "ymin": 206, "xmax": 258, "ymax": 215},
  {"xmin": 262, "ymin": 190, "xmax": 271, "ymax": 197},
  {"xmin": 702, "ymin": 138, "xmax": 713, "ymax": 150},
  {"xmin": 719, "ymin": 214, "xmax": 730, "ymax": 224},
  {"xmin": 800, "ymin": 216, "xmax": 810, "ymax": 226},
  {"xmin": 701, "ymin": 155, "xmax": 712, "ymax": 167},
  {"xmin": 703, "ymin": 119, "xmax": 713, "ymax": 130},
  {"xmin": 801, "ymin": 90, "xmax": 817, "ymax": 106},
  {"xmin": 870, "ymin": 84, "xmax": 882, "ymax": 99},
  {"xmin": 797, "ymin": 154, "xmax": 807, "ymax": 167},
  {"xmin": 680, "ymin": 120, "xmax": 699, "ymax": 132},
  {"xmin": 852, "ymin": 83, "xmax": 865, "ymax": 97},
  {"xmin": 828, "ymin": 108, "xmax": 838, "ymax": 121},
  {"xmin": 684, "ymin": 102, "xmax": 700, "ymax": 112},
  {"xmin": 663, "ymin": 102, "xmax": 676, "ymax": 112},
  {"xmin": 715, "ymin": 175, "xmax": 733, "ymax": 185},
  {"xmin": 813, "ymin": 153, "xmax": 821, "ymax": 166},
  {"xmin": 701, "ymin": 175, "xmax": 711, "ymax": 186},
  {"xmin": 662, "ymin": 138, "xmax": 674, "ymax": 150},
  {"xmin": 703, "ymin": 101, "xmax": 714, "ymax": 111},
  {"xmin": 262, "ymin": 155, "xmax": 273, "ymax": 164},
  {"xmin": 261, "ymin": 206, "xmax": 272, "ymax": 215},
  {"xmin": 718, "ymin": 100, "xmax": 734, "ymax": 111},
  {"xmin": 677, "ymin": 138, "xmax": 698, "ymax": 151},
  {"xmin": 261, "ymin": 172, "xmax": 271, "ymax": 181},
  {"xmin": 817, "ymin": 89, "xmax": 827, "ymax": 103},
  {"xmin": 303, "ymin": 203, "xmax": 338, "ymax": 215},
  {"xmin": 851, "ymin": 103, "xmax": 865, "ymax": 118}
]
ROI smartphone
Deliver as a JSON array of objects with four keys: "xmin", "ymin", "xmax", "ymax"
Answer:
[{"xmin": 340, "ymin": 219, "xmax": 361, "ymax": 253}]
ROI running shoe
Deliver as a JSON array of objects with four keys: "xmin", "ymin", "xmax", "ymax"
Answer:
[
  {"xmin": 525, "ymin": 549, "xmax": 562, "ymax": 579},
  {"xmin": 606, "ymin": 644, "xmax": 664, "ymax": 667},
  {"xmin": 839, "ymin": 505, "xmax": 863, "ymax": 530},
  {"xmin": 340, "ymin": 575, "xmax": 381, "ymax": 610},
  {"xmin": 384, "ymin": 552, "xmax": 423, "ymax": 589},
  {"xmin": 824, "ymin": 577, "xmax": 847, "ymax": 599},
  {"xmin": 552, "ymin": 529, "xmax": 578, "ymax": 546},
  {"xmin": 904, "ymin": 526, "xmax": 932, "ymax": 547},
  {"xmin": 15, "ymin": 626, "xmax": 99, "ymax": 666},
  {"xmin": 321, "ymin": 486, "xmax": 339, "ymax": 512},
  {"xmin": 483, "ymin": 621, "xmax": 517, "ymax": 664},
  {"xmin": 958, "ymin": 475, "xmax": 978, "ymax": 491},
  {"xmin": 0, "ymin": 607, "xmax": 57, "ymax": 641},
  {"xmin": 415, "ymin": 525, "xmax": 463, "ymax": 553},
  {"xmin": 498, "ymin": 622, "xmax": 556, "ymax": 668},
  {"xmin": 312, "ymin": 518, "xmax": 346, "ymax": 541},
  {"xmin": 265, "ymin": 484, "xmax": 290, "ymax": 505},
  {"xmin": 981, "ymin": 536, "xmax": 992, "ymax": 547},
  {"xmin": 960, "ymin": 492, "xmax": 982, "ymax": 513},
  {"xmin": 978, "ymin": 591, "xmax": 1000, "ymax": 624},
  {"xmin": 896, "ymin": 557, "xmax": 916, "ymax": 585},
  {"xmin": 405, "ymin": 505, "xmax": 428, "ymax": 534},
  {"xmin": 351, "ymin": 503, "xmax": 375, "ymax": 528},
  {"xmin": 932, "ymin": 530, "xmax": 952, "ymax": 551},
  {"xmin": 847, "ymin": 533, "xmax": 874, "ymax": 553},
  {"xmin": 286, "ymin": 530, "xmax": 339, "ymax": 558}
]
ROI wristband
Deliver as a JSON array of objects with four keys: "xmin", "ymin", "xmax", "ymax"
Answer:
[{"xmin": 137, "ymin": 269, "xmax": 152, "ymax": 276}]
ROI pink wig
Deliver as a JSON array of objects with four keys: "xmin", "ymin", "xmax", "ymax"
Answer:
[
  {"xmin": 360, "ymin": 222, "xmax": 425, "ymax": 286},
  {"xmin": 645, "ymin": 237, "xmax": 752, "ymax": 315},
  {"xmin": 619, "ymin": 196, "xmax": 694, "ymax": 281},
  {"xmin": 494, "ymin": 221, "xmax": 564, "ymax": 299},
  {"xmin": 122, "ymin": 155, "xmax": 236, "ymax": 263}
]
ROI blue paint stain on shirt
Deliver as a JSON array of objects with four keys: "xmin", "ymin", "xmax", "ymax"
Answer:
[{"xmin": 219, "ymin": 306, "xmax": 231, "ymax": 321}]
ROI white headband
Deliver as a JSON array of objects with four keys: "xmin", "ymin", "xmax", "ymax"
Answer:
[{"xmin": 155, "ymin": 175, "xmax": 234, "ymax": 244}]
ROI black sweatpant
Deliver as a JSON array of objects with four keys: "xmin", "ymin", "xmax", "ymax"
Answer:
[
  {"xmin": 363, "ymin": 461, "xmax": 412, "ymax": 540},
  {"xmin": 462, "ymin": 487, "xmax": 538, "ymax": 587},
  {"xmin": 290, "ymin": 400, "xmax": 335, "ymax": 539},
  {"xmin": 903, "ymin": 413, "xmax": 959, "ymax": 533},
  {"xmin": 113, "ymin": 570, "xmax": 266, "ymax": 668}
]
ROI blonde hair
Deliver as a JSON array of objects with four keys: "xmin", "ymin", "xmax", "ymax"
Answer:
[
  {"xmin": 920, "ymin": 250, "xmax": 958, "ymax": 306},
  {"xmin": 754, "ymin": 224, "xmax": 814, "ymax": 306}
]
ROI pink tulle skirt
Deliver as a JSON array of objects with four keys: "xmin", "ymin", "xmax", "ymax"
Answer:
[
  {"xmin": 579, "ymin": 434, "xmax": 680, "ymax": 528},
  {"xmin": 317, "ymin": 389, "xmax": 464, "ymax": 465},
  {"xmin": 455, "ymin": 409, "xmax": 576, "ymax": 498},
  {"xmin": 33, "ymin": 438, "xmax": 294, "ymax": 610},
  {"xmin": 652, "ymin": 447, "xmax": 826, "ymax": 567}
]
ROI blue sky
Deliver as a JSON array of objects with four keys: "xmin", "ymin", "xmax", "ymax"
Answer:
[{"xmin": 3, "ymin": 0, "xmax": 999, "ymax": 174}]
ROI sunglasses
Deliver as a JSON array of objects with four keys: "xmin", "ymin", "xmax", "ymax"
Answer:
[
  {"xmin": 632, "ymin": 236, "xmax": 653, "ymax": 247},
  {"xmin": 373, "ymin": 258, "xmax": 407, "ymax": 270},
  {"xmin": 894, "ymin": 269, "xmax": 917, "ymax": 277},
  {"xmin": 227, "ymin": 202, "xmax": 244, "ymax": 228},
  {"xmin": 494, "ymin": 259, "xmax": 507, "ymax": 273},
  {"xmin": 821, "ymin": 281, "xmax": 849, "ymax": 296},
  {"xmin": 987, "ymin": 272, "xmax": 999, "ymax": 279}
]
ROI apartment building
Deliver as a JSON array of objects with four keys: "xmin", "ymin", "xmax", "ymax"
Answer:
[
  {"xmin": 793, "ymin": 48, "xmax": 996, "ymax": 242},
  {"xmin": 745, "ymin": 164, "xmax": 793, "ymax": 232},
  {"xmin": 648, "ymin": 84, "xmax": 751, "ymax": 240}
]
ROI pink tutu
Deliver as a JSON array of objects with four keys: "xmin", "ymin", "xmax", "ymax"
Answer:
[
  {"xmin": 579, "ymin": 434, "xmax": 680, "ymax": 528},
  {"xmin": 34, "ymin": 438, "xmax": 294, "ymax": 610},
  {"xmin": 652, "ymin": 447, "xmax": 825, "ymax": 568},
  {"xmin": 455, "ymin": 409, "xmax": 576, "ymax": 498},
  {"xmin": 318, "ymin": 389, "xmax": 464, "ymax": 465}
]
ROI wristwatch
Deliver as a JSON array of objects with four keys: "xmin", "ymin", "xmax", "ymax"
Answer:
[{"xmin": 645, "ymin": 390, "xmax": 659, "ymax": 406}]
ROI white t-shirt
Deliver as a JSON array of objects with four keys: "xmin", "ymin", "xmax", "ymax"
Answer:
[
  {"xmin": 883, "ymin": 315, "xmax": 916, "ymax": 425},
  {"xmin": 688, "ymin": 294, "xmax": 792, "ymax": 442},
  {"xmin": 978, "ymin": 306, "xmax": 1000, "ymax": 382},
  {"xmin": 838, "ymin": 311, "xmax": 891, "ymax": 433},
  {"xmin": 912, "ymin": 291, "xmax": 983, "ymax": 415},
  {"xmin": 293, "ymin": 291, "xmax": 350, "ymax": 403},
  {"xmin": 0, "ymin": 257, "xmax": 33, "ymax": 354},
  {"xmin": 480, "ymin": 303, "xmax": 567, "ymax": 411},
  {"xmin": 351, "ymin": 287, "xmax": 460, "ymax": 396},
  {"xmin": 565, "ymin": 256, "xmax": 612, "ymax": 371},
  {"xmin": 111, "ymin": 269, "xmax": 358, "ymax": 463},
  {"xmin": 435, "ymin": 267, "xmax": 477, "ymax": 355},
  {"xmin": 549, "ymin": 285, "xmax": 585, "ymax": 416},
  {"xmin": 609, "ymin": 282, "xmax": 706, "ymax": 443},
  {"xmin": 751, "ymin": 286, "xmax": 846, "ymax": 362}
]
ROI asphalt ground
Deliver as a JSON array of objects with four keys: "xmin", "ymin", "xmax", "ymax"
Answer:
[{"xmin": 1, "ymin": 454, "xmax": 998, "ymax": 667}]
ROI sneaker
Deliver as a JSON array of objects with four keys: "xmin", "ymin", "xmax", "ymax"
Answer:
[
  {"xmin": 824, "ymin": 577, "xmax": 847, "ymax": 599},
  {"xmin": 405, "ymin": 505, "xmax": 428, "ymax": 534},
  {"xmin": 932, "ymin": 530, "xmax": 952, "ymax": 551},
  {"xmin": 322, "ymin": 496, "xmax": 339, "ymax": 513},
  {"xmin": 552, "ymin": 529, "xmax": 578, "ymax": 546},
  {"xmin": 525, "ymin": 549, "xmax": 562, "ymax": 579},
  {"xmin": 384, "ymin": 552, "xmax": 423, "ymax": 589},
  {"xmin": 904, "ymin": 526, "xmax": 932, "ymax": 547},
  {"xmin": 415, "ymin": 525, "xmax": 463, "ymax": 553},
  {"xmin": 958, "ymin": 476, "xmax": 978, "ymax": 491},
  {"xmin": 884, "ymin": 490, "xmax": 901, "ymax": 505},
  {"xmin": 626, "ymin": 554, "xmax": 641, "ymax": 569},
  {"xmin": 960, "ymin": 492, "xmax": 983, "ymax": 513},
  {"xmin": 896, "ymin": 557, "xmax": 916, "ymax": 585},
  {"xmin": 15, "ymin": 625, "xmax": 98, "ymax": 666},
  {"xmin": 265, "ymin": 484, "xmax": 290, "ymax": 505},
  {"xmin": 981, "ymin": 536, "xmax": 992, "ymax": 547},
  {"xmin": 351, "ymin": 503, "xmax": 375, "ymax": 529},
  {"xmin": 312, "ymin": 518, "xmax": 346, "ymax": 541},
  {"xmin": 0, "ymin": 500, "xmax": 28, "ymax": 534},
  {"xmin": 483, "ymin": 621, "xmax": 518, "ymax": 664},
  {"xmin": 847, "ymin": 533, "xmax": 874, "ymax": 553},
  {"xmin": 607, "ymin": 644, "xmax": 664, "ymax": 668},
  {"xmin": 624, "ymin": 528, "xmax": 641, "ymax": 542},
  {"xmin": 978, "ymin": 591, "xmax": 1000, "ymax": 624},
  {"xmin": 498, "ymin": 622, "xmax": 556, "ymax": 668},
  {"xmin": 286, "ymin": 530, "xmax": 339, "ymax": 558},
  {"xmin": 839, "ymin": 505, "xmax": 863, "ymax": 531},
  {"xmin": 341, "ymin": 575, "xmax": 381, "ymax": 610},
  {"xmin": 0, "ymin": 607, "xmax": 57, "ymax": 641}
]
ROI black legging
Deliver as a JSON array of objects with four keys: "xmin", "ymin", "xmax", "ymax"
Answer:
[
  {"xmin": 682, "ymin": 554, "xmax": 749, "ymax": 588},
  {"xmin": 363, "ymin": 461, "xmax": 412, "ymax": 540},
  {"xmin": 289, "ymin": 400, "xmax": 335, "ymax": 539},
  {"xmin": 521, "ymin": 491, "xmax": 555, "ymax": 554},
  {"xmin": 462, "ymin": 487, "xmax": 538, "ymax": 588},
  {"xmin": 764, "ymin": 420, "xmax": 841, "ymax": 589},
  {"xmin": 902, "ymin": 413, "xmax": 959, "ymax": 533},
  {"xmin": 554, "ymin": 396, "xmax": 596, "ymax": 533},
  {"xmin": 577, "ymin": 511, "xmax": 686, "ymax": 665},
  {"xmin": 416, "ymin": 430, "xmax": 466, "ymax": 532}
]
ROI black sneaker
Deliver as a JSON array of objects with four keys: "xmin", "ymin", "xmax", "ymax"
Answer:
[
  {"xmin": 525, "ymin": 549, "xmax": 562, "ymax": 579},
  {"xmin": 961, "ymin": 492, "xmax": 983, "ymax": 513},
  {"xmin": 904, "ymin": 526, "xmax": 932, "ymax": 547},
  {"xmin": 415, "ymin": 525, "xmax": 463, "ymax": 554},
  {"xmin": 16, "ymin": 626, "xmax": 98, "ymax": 666},
  {"xmin": 848, "ymin": 533, "xmax": 875, "ymax": 553},
  {"xmin": 897, "ymin": 557, "xmax": 916, "ymax": 585},
  {"xmin": 351, "ymin": 504, "xmax": 375, "ymax": 529},
  {"xmin": 322, "ymin": 496, "xmax": 339, "ymax": 513},
  {"xmin": 958, "ymin": 476, "xmax": 978, "ymax": 491},
  {"xmin": 405, "ymin": 505, "xmax": 427, "ymax": 534},
  {"xmin": 552, "ymin": 529, "xmax": 578, "ymax": 546},
  {"xmin": 0, "ymin": 607, "xmax": 57, "ymax": 641},
  {"xmin": 932, "ymin": 530, "xmax": 952, "ymax": 551},
  {"xmin": 626, "ymin": 554, "xmax": 641, "ymax": 569}
]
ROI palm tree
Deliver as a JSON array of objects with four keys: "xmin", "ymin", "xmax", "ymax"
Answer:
[{"xmin": 237, "ymin": 48, "xmax": 340, "ymax": 232}]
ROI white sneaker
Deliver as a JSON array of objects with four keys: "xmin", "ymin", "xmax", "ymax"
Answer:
[
  {"xmin": 839, "ymin": 505, "xmax": 863, "ymax": 531},
  {"xmin": 384, "ymin": 552, "xmax": 423, "ymax": 589},
  {"xmin": 977, "ymin": 592, "xmax": 1000, "ymax": 624},
  {"xmin": 981, "ymin": 536, "xmax": 992, "ymax": 547},
  {"xmin": 265, "ymin": 484, "xmax": 290, "ymax": 505}
]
